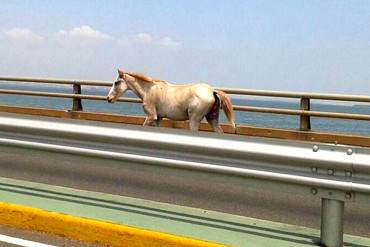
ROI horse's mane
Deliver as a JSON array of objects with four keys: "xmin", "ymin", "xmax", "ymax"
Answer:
[
  {"xmin": 125, "ymin": 72, "xmax": 153, "ymax": 82},
  {"xmin": 125, "ymin": 72, "xmax": 168, "ymax": 84}
]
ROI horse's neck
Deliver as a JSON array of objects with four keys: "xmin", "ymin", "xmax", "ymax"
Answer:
[{"xmin": 128, "ymin": 80, "xmax": 152, "ymax": 99}]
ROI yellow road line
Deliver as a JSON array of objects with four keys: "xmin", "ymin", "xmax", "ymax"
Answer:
[{"xmin": 0, "ymin": 202, "xmax": 229, "ymax": 247}]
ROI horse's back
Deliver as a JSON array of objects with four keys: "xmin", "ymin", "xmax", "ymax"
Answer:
[{"xmin": 167, "ymin": 82, "xmax": 213, "ymax": 97}]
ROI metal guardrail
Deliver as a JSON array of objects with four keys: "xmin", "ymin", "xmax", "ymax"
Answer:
[
  {"xmin": 0, "ymin": 115, "xmax": 369, "ymax": 247},
  {"xmin": 0, "ymin": 76, "xmax": 370, "ymax": 132},
  {"xmin": 1, "ymin": 76, "xmax": 370, "ymax": 102}
]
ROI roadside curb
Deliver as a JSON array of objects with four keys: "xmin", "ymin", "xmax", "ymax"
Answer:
[{"xmin": 0, "ymin": 202, "xmax": 228, "ymax": 247}]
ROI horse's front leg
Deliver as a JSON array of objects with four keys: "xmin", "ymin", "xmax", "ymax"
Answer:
[
  {"xmin": 143, "ymin": 117, "xmax": 156, "ymax": 126},
  {"xmin": 143, "ymin": 103, "xmax": 158, "ymax": 127},
  {"xmin": 143, "ymin": 116, "xmax": 162, "ymax": 126}
]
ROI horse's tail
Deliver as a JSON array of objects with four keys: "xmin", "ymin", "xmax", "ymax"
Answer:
[{"xmin": 214, "ymin": 90, "xmax": 236, "ymax": 129}]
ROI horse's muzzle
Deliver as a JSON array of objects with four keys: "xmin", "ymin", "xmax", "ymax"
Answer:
[{"xmin": 107, "ymin": 96, "xmax": 113, "ymax": 103}]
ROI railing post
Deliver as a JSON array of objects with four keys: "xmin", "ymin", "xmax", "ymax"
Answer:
[
  {"xmin": 300, "ymin": 97, "xmax": 311, "ymax": 131},
  {"xmin": 320, "ymin": 198, "xmax": 344, "ymax": 247},
  {"xmin": 72, "ymin": 83, "xmax": 83, "ymax": 111}
]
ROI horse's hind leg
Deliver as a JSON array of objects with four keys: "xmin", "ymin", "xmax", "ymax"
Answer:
[
  {"xmin": 206, "ymin": 94, "xmax": 223, "ymax": 133},
  {"xmin": 206, "ymin": 116, "xmax": 223, "ymax": 134},
  {"xmin": 155, "ymin": 117, "xmax": 162, "ymax": 127},
  {"xmin": 189, "ymin": 117, "xmax": 201, "ymax": 131}
]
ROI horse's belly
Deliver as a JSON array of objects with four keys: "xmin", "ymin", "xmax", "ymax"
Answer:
[{"xmin": 157, "ymin": 105, "xmax": 188, "ymax": 121}]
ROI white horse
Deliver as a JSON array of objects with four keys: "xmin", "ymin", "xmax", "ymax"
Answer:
[{"xmin": 107, "ymin": 69, "xmax": 235, "ymax": 133}]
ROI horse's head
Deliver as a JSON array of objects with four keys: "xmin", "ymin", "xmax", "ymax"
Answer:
[{"xmin": 107, "ymin": 69, "xmax": 129, "ymax": 103}]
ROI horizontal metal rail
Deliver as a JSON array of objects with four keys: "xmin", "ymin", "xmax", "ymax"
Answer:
[
  {"xmin": 0, "ymin": 115, "xmax": 369, "ymax": 246},
  {"xmin": 1, "ymin": 76, "xmax": 370, "ymax": 102},
  {"xmin": 235, "ymin": 105, "xmax": 370, "ymax": 121},
  {"xmin": 1, "ymin": 88, "xmax": 369, "ymax": 121},
  {"xmin": 1, "ymin": 137, "xmax": 369, "ymax": 193},
  {"xmin": 0, "ymin": 89, "xmax": 142, "ymax": 103},
  {"xmin": 220, "ymin": 87, "xmax": 370, "ymax": 102},
  {"xmin": 0, "ymin": 76, "xmax": 111, "ymax": 86}
]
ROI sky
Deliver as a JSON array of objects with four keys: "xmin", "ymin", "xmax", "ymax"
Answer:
[{"xmin": 0, "ymin": 0, "xmax": 369, "ymax": 94}]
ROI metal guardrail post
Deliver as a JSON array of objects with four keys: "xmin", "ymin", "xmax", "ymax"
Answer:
[
  {"xmin": 72, "ymin": 83, "xmax": 83, "ymax": 111},
  {"xmin": 320, "ymin": 198, "xmax": 344, "ymax": 247},
  {"xmin": 300, "ymin": 97, "xmax": 311, "ymax": 131}
]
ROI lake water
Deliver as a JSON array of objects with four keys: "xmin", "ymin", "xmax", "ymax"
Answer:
[{"xmin": 0, "ymin": 83, "xmax": 369, "ymax": 136}]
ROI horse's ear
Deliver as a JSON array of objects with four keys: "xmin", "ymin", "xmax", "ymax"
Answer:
[{"xmin": 117, "ymin": 69, "xmax": 124, "ymax": 78}]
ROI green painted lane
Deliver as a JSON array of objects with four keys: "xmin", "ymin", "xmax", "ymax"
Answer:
[{"xmin": 0, "ymin": 177, "xmax": 369, "ymax": 247}]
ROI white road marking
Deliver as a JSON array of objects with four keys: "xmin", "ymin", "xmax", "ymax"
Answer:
[{"xmin": 0, "ymin": 234, "xmax": 57, "ymax": 247}]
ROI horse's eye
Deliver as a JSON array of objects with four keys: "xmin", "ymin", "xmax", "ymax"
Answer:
[{"xmin": 114, "ymin": 81, "xmax": 121, "ymax": 86}]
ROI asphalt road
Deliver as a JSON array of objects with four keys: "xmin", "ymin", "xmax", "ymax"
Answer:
[{"xmin": 0, "ymin": 113, "xmax": 369, "ymax": 239}]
